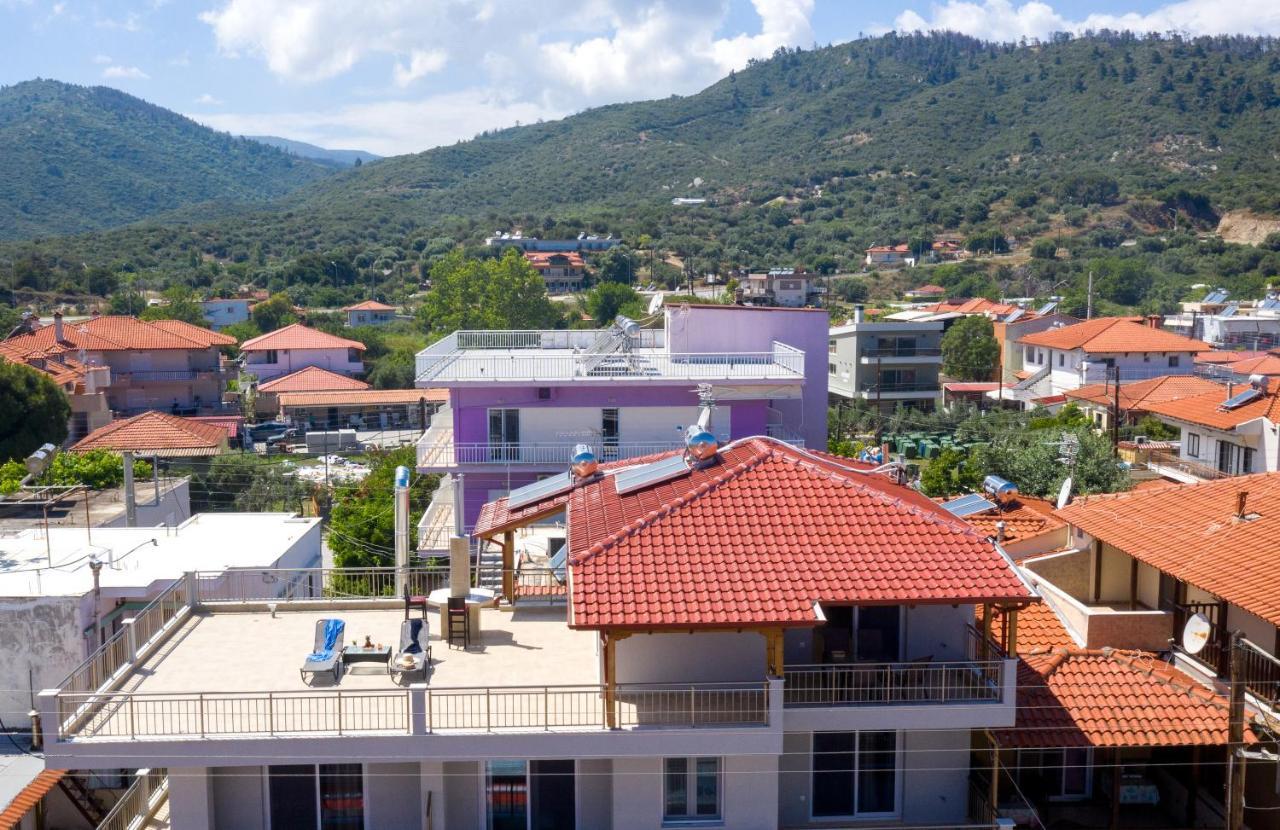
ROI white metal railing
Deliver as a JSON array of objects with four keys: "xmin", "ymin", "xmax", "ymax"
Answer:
[
  {"xmin": 420, "ymin": 434, "xmax": 805, "ymax": 469},
  {"xmin": 417, "ymin": 476, "xmax": 455, "ymax": 552},
  {"xmin": 1078, "ymin": 364, "xmax": 1200, "ymax": 384},
  {"xmin": 782, "ymin": 661, "xmax": 1004, "ymax": 706},
  {"xmin": 57, "ymin": 682, "xmax": 770, "ymax": 740},
  {"xmin": 95, "ymin": 768, "xmax": 168, "ymax": 830},
  {"xmin": 192, "ymin": 566, "xmax": 454, "ymax": 604}
]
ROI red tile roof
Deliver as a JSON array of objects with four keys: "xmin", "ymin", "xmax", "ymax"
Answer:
[
  {"xmin": 277, "ymin": 389, "xmax": 447, "ymax": 408},
  {"xmin": 1143, "ymin": 386, "xmax": 1280, "ymax": 429},
  {"xmin": 1019, "ymin": 317, "xmax": 1210, "ymax": 353},
  {"xmin": 0, "ymin": 769, "xmax": 66, "ymax": 830},
  {"xmin": 988, "ymin": 602, "xmax": 1077, "ymax": 654},
  {"xmin": 995, "ymin": 648, "xmax": 1249, "ymax": 749},
  {"xmin": 4, "ymin": 315, "xmax": 223, "ymax": 352},
  {"xmin": 257, "ymin": 366, "xmax": 371, "ymax": 393},
  {"xmin": 558, "ymin": 438, "xmax": 1034, "ymax": 629},
  {"xmin": 1225, "ymin": 354, "xmax": 1280, "ymax": 376},
  {"xmin": 240, "ymin": 323, "xmax": 365, "ymax": 352},
  {"xmin": 523, "ymin": 251, "xmax": 585, "ymax": 268},
  {"xmin": 1197, "ymin": 350, "xmax": 1265, "ymax": 365},
  {"xmin": 148, "ymin": 319, "xmax": 237, "ymax": 347},
  {"xmin": 908, "ymin": 284, "xmax": 946, "ymax": 294},
  {"xmin": 343, "ymin": 300, "xmax": 397, "ymax": 312},
  {"xmin": 1065, "ymin": 374, "xmax": 1223, "ymax": 410},
  {"xmin": 1055, "ymin": 472, "xmax": 1280, "ymax": 625},
  {"xmin": 946, "ymin": 496, "xmax": 1066, "ymax": 547},
  {"xmin": 72, "ymin": 411, "xmax": 228, "ymax": 456}
]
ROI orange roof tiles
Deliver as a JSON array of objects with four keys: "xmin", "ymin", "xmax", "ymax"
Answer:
[
  {"xmin": 989, "ymin": 602, "xmax": 1077, "ymax": 654},
  {"xmin": 4, "ymin": 315, "xmax": 223, "ymax": 352},
  {"xmin": 257, "ymin": 366, "xmax": 371, "ymax": 393},
  {"xmin": 1225, "ymin": 354, "xmax": 1280, "ymax": 376},
  {"xmin": 1065, "ymin": 374, "xmax": 1223, "ymax": 410},
  {"xmin": 995, "ymin": 649, "xmax": 1248, "ymax": 749},
  {"xmin": 148, "ymin": 319, "xmax": 237, "ymax": 347},
  {"xmin": 240, "ymin": 323, "xmax": 365, "ymax": 352},
  {"xmin": 1197, "ymin": 350, "xmax": 1265, "ymax": 365},
  {"xmin": 523, "ymin": 251, "xmax": 585, "ymax": 268},
  {"xmin": 277, "ymin": 389, "xmax": 447, "ymax": 408},
  {"xmin": 948, "ymin": 497, "xmax": 1066, "ymax": 547},
  {"xmin": 1143, "ymin": 386, "xmax": 1280, "ymax": 429},
  {"xmin": 0, "ymin": 769, "xmax": 66, "ymax": 829},
  {"xmin": 1020, "ymin": 317, "xmax": 1210, "ymax": 353},
  {"xmin": 72, "ymin": 411, "xmax": 228, "ymax": 456},
  {"xmin": 556, "ymin": 438, "xmax": 1035, "ymax": 629},
  {"xmin": 343, "ymin": 300, "xmax": 397, "ymax": 312},
  {"xmin": 1056, "ymin": 472, "xmax": 1280, "ymax": 625}
]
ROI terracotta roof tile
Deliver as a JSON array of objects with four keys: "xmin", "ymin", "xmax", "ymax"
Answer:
[
  {"xmin": 278, "ymin": 389, "xmax": 447, "ymax": 408},
  {"xmin": 557, "ymin": 438, "xmax": 1035, "ymax": 629},
  {"xmin": 987, "ymin": 602, "xmax": 1078, "ymax": 654},
  {"xmin": 72, "ymin": 411, "xmax": 228, "ymax": 456},
  {"xmin": 1055, "ymin": 472, "xmax": 1280, "ymax": 625},
  {"xmin": 524, "ymin": 251, "xmax": 585, "ymax": 268},
  {"xmin": 343, "ymin": 300, "xmax": 397, "ymax": 312},
  {"xmin": 1020, "ymin": 317, "xmax": 1210, "ymax": 353},
  {"xmin": 942, "ymin": 496, "xmax": 1066, "ymax": 547},
  {"xmin": 148, "ymin": 319, "xmax": 237, "ymax": 347},
  {"xmin": 0, "ymin": 769, "xmax": 66, "ymax": 829},
  {"xmin": 995, "ymin": 649, "xmax": 1249, "ymax": 748},
  {"xmin": 1065, "ymin": 374, "xmax": 1223, "ymax": 409},
  {"xmin": 4, "ymin": 315, "xmax": 220, "ymax": 352},
  {"xmin": 257, "ymin": 366, "xmax": 371, "ymax": 393},
  {"xmin": 240, "ymin": 323, "xmax": 365, "ymax": 352},
  {"xmin": 1143, "ymin": 386, "xmax": 1280, "ymax": 429},
  {"xmin": 1225, "ymin": 354, "xmax": 1280, "ymax": 376}
]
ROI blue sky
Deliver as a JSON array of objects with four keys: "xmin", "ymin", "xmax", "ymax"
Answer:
[{"xmin": 3, "ymin": 0, "xmax": 1275, "ymax": 156}]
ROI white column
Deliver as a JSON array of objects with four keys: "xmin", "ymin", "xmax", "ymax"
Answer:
[
  {"xmin": 123, "ymin": 450, "xmax": 136, "ymax": 527},
  {"xmin": 167, "ymin": 767, "xmax": 214, "ymax": 830}
]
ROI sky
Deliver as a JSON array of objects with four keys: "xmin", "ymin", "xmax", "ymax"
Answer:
[{"xmin": 3, "ymin": 0, "xmax": 1279, "ymax": 157}]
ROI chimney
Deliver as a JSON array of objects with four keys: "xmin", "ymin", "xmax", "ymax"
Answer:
[
  {"xmin": 1147, "ymin": 314, "xmax": 1162, "ymax": 329},
  {"xmin": 854, "ymin": 305, "xmax": 865, "ymax": 324},
  {"xmin": 1236, "ymin": 490, "xmax": 1250, "ymax": 520},
  {"xmin": 995, "ymin": 521, "xmax": 1006, "ymax": 544},
  {"xmin": 53, "ymin": 311, "xmax": 64, "ymax": 342}
]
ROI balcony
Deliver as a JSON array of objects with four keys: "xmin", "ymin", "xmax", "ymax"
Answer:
[
  {"xmin": 1138, "ymin": 447, "xmax": 1237, "ymax": 484},
  {"xmin": 415, "ymin": 329, "xmax": 806, "ymax": 385},
  {"xmin": 859, "ymin": 346, "xmax": 943, "ymax": 364},
  {"xmin": 857, "ymin": 380, "xmax": 943, "ymax": 400},
  {"xmin": 112, "ymin": 368, "xmax": 223, "ymax": 382}
]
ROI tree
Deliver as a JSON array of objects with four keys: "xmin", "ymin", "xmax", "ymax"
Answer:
[
  {"xmin": 328, "ymin": 448, "xmax": 439, "ymax": 568},
  {"xmin": 417, "ymin": 250, "xmax": 558, "ymax": 336},
  {"xmin": 920, "ymin": 447, "xmax": 982, "ymax": 497},
  {"xmin": 585, "ymin": 283, "xmax": 644, "ymax": 324},
  {"xmin": 1029, "ymin": 239, "xmax": 1057, "ymax": 259},
  {"xmin": 975, "ymin": 428, "xmax": 1128, "ymax": 498},
  {"xmin": 367, "ymin": 350, "xmax": 415, "ymax": 389},
  {"xmin": 140, "ymin": 286, "xmax": 208, "ymax": 326},
  {"xmin": 0, "ymin": 362, "xmax": 70, "ymax": 461},
  {"xmin": 592, "ymin": 248, "xmax": 634, "ymax": 284},
  {"xmin": 941, "ymin": 315, "xmax": 1000, "ymax": 380},
  {"xmin": 251, "ymin": 292, "xmax": 298, "ymax": 332},
  {"xmin": 831, "ymin": 278, "xmax": 869, "ymax": 303}
]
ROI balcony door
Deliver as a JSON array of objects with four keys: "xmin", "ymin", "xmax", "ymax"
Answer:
[
  {"xmin": 488, "ymin": 409, "xmax": 520, "ymax": 462},
  {"xmin": 486, "ymin": 760, "xmax": 575, "ymax": 830},
  {"xmin": 601, "ymin": 408, "xmax": 620, "ymax": 461},
  {"xmin": 812, "ymin": 731, "xmax": 899, "ymax": 819},
  {"xmin": 820, "ymin": 605, "xmax": 902, "ymax": 663}
]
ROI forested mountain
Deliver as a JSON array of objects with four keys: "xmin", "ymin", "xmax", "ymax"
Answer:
[
  {"xmin": 0, "ymin": 80, "xmax": 333, "ymax": 240},
  {"xmin": 245, "ymin": 136, "xmax": 380, "ymax": 168},
  {"xmin": 5, "ymin": 32, "xmax": 1280, "ymax": 305}
]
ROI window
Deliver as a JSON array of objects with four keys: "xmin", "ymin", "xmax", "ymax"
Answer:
[
  {"xmin": 268, "ymin": 764, "xmax": 364, "ymax": 830},
  {"xmin": 829, "ymin": 363, "xmax": 838, "ymax": 375},
  {"xmin": 1024, "ymin": 346, "xmax": 1035, "ymax": 364},
  {"xmin": 1015, "ymin": 748, "xmax": 1092, "ymax": 800},
  {"xmin": 829, "ymin": 339, "xmax": 837, "ymax": 354},
  {"xmin": 1057, "ymin": 352, "xmax": 1064, "ymax": 367},
  {"xmin": 664, "ymin": 758, "xmax": 721, "ymax": 823},
  {"xmin": 1168, "ymin": 355, "xmax": 1180, "ymax": 368},
  {"xmin": 488, "ymin": 409, "xmax": 520, "ymax": 461},
  {"xmin": 1243, "ymin": 446, "xmax": 1255, "ymax": 474},
  {"xmin": 485, "ymin": 760, "xmax": 576, "ymax": 830},
  {"xmin": 812, "ymin": 732, "xmax": 899, "ymax": 818},
  {"xmin": 1186, "ymin": 433, "xmax": 1200, "ymax": 457},
  {"xmin": 347, "ymin": 348, "xmax": 360, "ymax": 362},
  {"xmin": 262, "ymin": 349, "xmax": 278, "ymax": 364}
]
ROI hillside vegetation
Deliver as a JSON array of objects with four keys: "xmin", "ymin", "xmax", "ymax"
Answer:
[
  {"xmin": 4, "ymin": 33, "xmax": 1280, "ymax": 311},
  {"xmin": 0, "ymin": 79, "xmax": 333, "ymax": 240}
]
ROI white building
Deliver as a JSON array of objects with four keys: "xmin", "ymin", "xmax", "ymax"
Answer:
[
  {"xmin": 827, "ymin": 309, "xmax": 944, "ymax": 413},
  {"xmin": 240, "ymin": 324, "xmax": 366, "ymax": 381},
  {"xmin": 485, "ymin": 231, "xmax": 621, "ymax": 252},
  {"xmin": 1142, "ymin": 375, "xmax": 1280, "ymax": 481},
  {"xmin": 1, "ymin": 513, "xmax": 321, "ymax": 730},
  {"xmin": 739, "ymin": 268, "xmax": 821, "ymax": 308},
  {"xmin": 200, "ymin": 299, "xmax": 252, "ymax": 331},
  {"xmin": 36, "ymin": 436, "xmax": 1030, "ymax": 830}
]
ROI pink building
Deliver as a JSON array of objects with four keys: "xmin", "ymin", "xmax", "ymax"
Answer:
[{"xmin": 240, "ymin": 324, "xmax": 366, "ymax": 381}]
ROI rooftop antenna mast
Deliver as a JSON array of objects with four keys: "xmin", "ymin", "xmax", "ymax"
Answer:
[{"xmin": 1054, "ymin": 431, "xmax": 1080, "ymax": 509}]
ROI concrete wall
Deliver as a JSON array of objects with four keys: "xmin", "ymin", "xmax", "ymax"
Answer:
[
  {"xmin": 578, "ymin": 758, "xmax": 613, "ymax": 828},
  {"xmin": 615, "ymin": 630, "xmax": 766, "ymax": 684},
  {"xmin": 0, "ymin": 596, "xmax": 82, "ymax": 728},
  {"xmin": 1024, "ymin": 548, "xmax": 1091, "ymax": 598},
  {"xmin": 613, "ymin": 755, "xmax": 778, "ymax": 830},
  {"xmin": 100, "ymin": 479, "xmax": 191, "ymax": 528},
  {"xmin": 906, "ymin": 603, "xmax": 972, "ymax": 661},
  {"xmin": 365, "ymin": 762, "xmax": 421, "ymax": 829},
  {"xmin": 443, "ymin": 760, "xmax": 480, "ymax": 829},
  {"xmin": 211, "ymin": 767, "xmax": 264, "ymax": 830}
]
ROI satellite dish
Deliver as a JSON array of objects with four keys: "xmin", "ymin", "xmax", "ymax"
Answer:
[
  {"xmin": 647, "ymin": 292, "xmax": 665, "ymax": 315},
  {"xmin": 1055, "ymin": 476, "xmax": 1073, "ymax": 509},
  {"xmin": 1182, "ymin": 613, "xmax": 1213, "ymax": 655}
]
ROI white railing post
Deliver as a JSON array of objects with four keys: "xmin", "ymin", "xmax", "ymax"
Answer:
[
  {"xmin": 1000, "ymin": 658, "xmax": 1017, "ymax": 705},
  {"xmin": 136, "ymin": 767, "xmax": 152, "ymax": 808},
  {"xmin": 410, "ymin": 684, "xmax": 428, "ymax": 735},
  {"xmin": 122, "ymin": 618, "xmax": 138, "ymax": 665},
  {"xmin": 184, "ymin": 571, "xmax": 198, "ymax": 610},
  {"xmin": 37, "ymin": 690, "xmax": 60, "ymax": 745},
  {"xmin": 767, "ymin": 677, "xmax": 784, "ymax": 728}
]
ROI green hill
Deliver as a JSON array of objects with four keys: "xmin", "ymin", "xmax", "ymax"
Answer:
[
  {"xmin": 5, "ymin": 33, "xmax": 1280, "ymax": 301},
  {"xmin": 0, "ymin": 79, "xmax": 333, "ymax": 240}
]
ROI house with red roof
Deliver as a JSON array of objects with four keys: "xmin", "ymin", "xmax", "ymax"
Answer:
[
  {"xmin": 1063, "ymin": 373, "xmax": 1223, "ymax": 431},
  {"xmin": 523, "ymin": 251, "xmax": 587, "ymax": 293},
  {"xmin": 252, "ymin": 365, "xmax": 371, "ymax": 418},
  {"xmin": 2, "ymin": 312, "xmax": 235, "ymax": 419},
  {"xmin": 343, "ymin": 299, "xmax": 397, "ymax": 328},
  {"xmin": 472, "ymin": 431, "xmax": 1033, "ymax": 827},
  {"xmin": 903, "ymin": 283, "xmax": 946, "ymax": 300},
  {"xmin": 239, "ymin": 323, "xmax": 365, "ymax": 381},
  {"xmin": 1142, "ymin": 375, "xmax": 1280, "ymax": 479}
]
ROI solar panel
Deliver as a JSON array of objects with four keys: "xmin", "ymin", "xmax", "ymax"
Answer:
[
  {"xmin": 940, "ymin": 493, "xmax": 998, "ymax": 518},
  {"xmin": 1220, "ymin": 388, "xmax": 1263, "ymax": 410},
  {"xmin": 1221, "ymin": 304, "xmax": 1239, "ymax": 318},
  {"xmin": 1003, "ymin": 308, "xmax": 1025, "ymax": 323},
  {"xmin": 1261, "ymin": 298, "xmax": 1280, "ymax": 311},
  {"xmin": 613, "ymin": 453, "xmax": 694, "ymax": 495},
  {"xmin": 506, "ymin": 471, "xmax": 577, "ymax": 511},
  {"xmin": 1204, "ymin": 290, "xmax": 1229, "ymax": 304},
  {"xmin": 1035, "ymin": 301, "xmax": 1058, "ymax": 316}
]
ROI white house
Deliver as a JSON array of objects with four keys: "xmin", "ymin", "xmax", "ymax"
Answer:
[
  {"xmin": 342, "ymin": 300, "xmax": 397, "ymax": 328},
  {"xmin": 1142, "ymin": 374, "xmax": 1280, "ymax": 480},
  {"xmin": 200, "ymin": 299, "xmax": 252, "ymax": 331},
  {"xmin": 240, "ymin": 324, "xmax": 366, "ymax": 381}
]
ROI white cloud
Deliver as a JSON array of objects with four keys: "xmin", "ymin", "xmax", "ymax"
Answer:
[
  {"xmin": 92, "ymin": 53, "xmax": 112, "ymax": 65},
  {"xmin": 392, "ymin": 49, "xmax": 447, "ymax": 88},
  {"xmin": 195, "ymin": 92, "xmax": 224, "ymax": 105},
  {"xmin": 190, "ymin": 89, "xmax": 559, "ymax": 157},
  {"xmin": 102, "ymin": 65, "xmax": 150, "ymax": 80},
  {"xmin": 894, "ymin": 0, "xmax": 1280, "ymax": 41}
]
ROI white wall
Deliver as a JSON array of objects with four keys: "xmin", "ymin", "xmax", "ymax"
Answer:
[
  {"xmin": 615, "ymin": 631, "xmax": 766, "ymax": 684},
  {"xmin": 578, "ymin": 758, "xmax": 613, "ymax": 828},
  {"xmin": 902, "ymin": 729, "xmax": 971, "ymax": 824},
  {"xmin": 0, "ymin": 596, "xmax": 82, "ymax": 728},
  {"xmin": 906, "ymin": 604, "xmax": 972, "ymax": 661},
  {"xmin": 365, "ymin": 762, "xmax": 421, "ymax": 829},
  {"xmin": 211, "ymin": 767, "xmax": 265, "ymax": 830},
  {"xmin": 100, "ymin": 479, "xmax": 191, "ymax": 528},
  {"xmin": 169, "ymin": 766, "xmax": 214, "ymax": 830},
  {"xmin": 613, "ymin": 755, "xmax": 779, "ymax": 830}
]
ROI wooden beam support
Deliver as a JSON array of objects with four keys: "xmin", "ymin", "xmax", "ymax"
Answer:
[
  {"xmin": 1092, "ymin": 540, "xmax": 1104, "ymax": 603},
  {"xmin": 764, "ymin": 628, "xmax": 785, "ymax": 678},
  {"xmin": 1006, "ymin": 607, "xmax": 1018, "ymax": 656},
  {"xmin": 1110, "ymin": 748, "xmax": 1122, "ymax": 830},
  {"xmin": 602, "ymin": 632, "xmax": 617, "ymax": 729},
  {"xmin": 979, "ymin": 604, "xmax": 992, "ymax": 661},
  {"xmin": 1128, "ymin": 557, "xmax": 1139, "ymax": 611},
  {"xmin": 501, "ymin": 531, "xmax": 515, "ymax": 604}
]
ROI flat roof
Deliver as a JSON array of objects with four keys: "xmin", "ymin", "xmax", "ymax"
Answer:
[
  {"xmin": 0, "ymin": 513, "xmax": 320, "ymax": 598},
  {"xmin": 122, "ymin": 605, "xmax": 596, "ymax": 695}
]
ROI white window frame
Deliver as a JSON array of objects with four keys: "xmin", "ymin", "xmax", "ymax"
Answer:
[
  {"xmin": 809, "ymin": 730, "xmax": 903, "ymax": 821},
  {"xmin": 1186, "ymin": 432, "xmax": 1200, "ymax": 458},
  {"xmin": 662, "ymin": 757, "xmax": 723, "ymax": 826}
]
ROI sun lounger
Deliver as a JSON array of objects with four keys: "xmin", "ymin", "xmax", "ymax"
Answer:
[
  {"xmin": 300, "ymin": 618, "xmax": 346, "ymax": 684},
  {"xmin": 389, "ymin": 617, "xmax": 432, "ymax": 680}
]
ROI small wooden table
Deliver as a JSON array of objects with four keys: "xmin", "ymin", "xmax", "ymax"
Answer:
[{"xmin": 342, "ymin": 646, "xmax": 392, "ymax": 674}]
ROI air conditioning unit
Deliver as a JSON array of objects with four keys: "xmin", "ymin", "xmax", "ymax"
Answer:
[
  {"xmin": 537, "ymin": 387, "xmax": 552, "ymax": 401},
  {"xmin": 1134, "ymin": 435, "xmax": 1149, "ymax": 445}
]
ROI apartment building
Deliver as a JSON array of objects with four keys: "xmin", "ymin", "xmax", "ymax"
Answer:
[
  {"xmin": 3, "ymin": 314, "xmax": 236, "ymax": 418},
  {"xmin": 523, "ymin": 251, "xmax": 587, "ymax": 293},
  {"xmin": 37, "ymin": 433, "xmax": 1029, "ymax": 830},
  {"xmin": 240, "ymin": 324, "xmax": 365, "ymax": 381},
  {"xmin": 1142, "ymin": 374, "xmax": 1280, "ymax": 480},
  {"xmin": 342, "ymin": 300, "xmax": 397, "ymax": 327},
  {"xmin": 827, "ymin": 309, "xmax": 944, "ymax": 413},
  {"xmin": 739, "ymin": 268, "xmax": 821, "ymax": 308},
  {"xmin": 413, "ymin": 303, "xmax": 827, "ymax": 548},
  {"xmin": 0, "ymin": 334, "xmax": 111, "ymax": 444},
  {"xmin": 201, "ymin": 298, "xmax": 252, "ymax": 331}
]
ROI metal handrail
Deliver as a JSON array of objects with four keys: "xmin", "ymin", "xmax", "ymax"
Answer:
[
  {"xmin": 861, "ymin": 347, "xmax": 943, "ymax": 358},
  {"xmin": 95, "ymin": 768, "xmax": 168, "ymax": 830},
  {"xmin": 782, "ymin": 660, "xmax": 1004, "ymax": 706},
  {"xmin": 416, "ymin": 349, "xmax": 804, "ymax": 384}
]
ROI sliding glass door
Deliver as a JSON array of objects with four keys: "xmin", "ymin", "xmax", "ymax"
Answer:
[
  {"xmin": 486, "ymin": 760, "xmax": 575, "ymax": 830},
  {"xmin": 812, "ymin": 731, "xmax": 900, "ymax": 819}
]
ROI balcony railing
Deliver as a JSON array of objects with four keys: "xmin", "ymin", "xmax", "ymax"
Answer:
[
  {"xmin": 96, "ymin": 768, "xmax": 168, "ymax": 830},
  {"xmin": 858, "ymin": 381, "xmax": 942, "ymax": 394},
  {"xmin": 782, "ymin": 660, "xmax": 1005, "ymax": 706},
  {"xmin": 419, "ymin": 437, "xmax": 805, "ymax": 469},
  {"xmin": 56, "ymin": 682, "xmax": 770, "ymax": 740},
  {"xmin": 1141, "ymin": 448, "xmax": 1235, "ymax": 481},
  {"xmin": 861, "ymin": 346, "xmax": 943, "ymax": 358},
  {"xmin": 192, "ymin": 566, "xmax": 455, "ymax": 604},
  {"xmin": 113, "ymin": 369, "xmax": 222, "ymax": 382},
  {"xmin": 1238, "ymin": 637, "xmax": 1280, "ymax": 711}
]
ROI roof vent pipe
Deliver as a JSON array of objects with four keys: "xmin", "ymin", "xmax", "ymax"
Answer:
[
  {"xmin": 854, "ymin": 305, "xmax": 864, "ymax": 324},
  {"xmin": 53, "ymin": 311, "xmax": 64, "ymax": 342},
  {"xmin": 1236, "ymin": 490, "xmax": 1249, "ymax": 520},
  {"xmin": 995, "ymin": 521, "xmax": 1006, "ymax": 544}
]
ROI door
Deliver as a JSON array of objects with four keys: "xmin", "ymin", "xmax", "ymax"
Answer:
[
  {"xmin": 529, "ymin": 760, "xmax": 575, "ymax": 830},
  {"xmin": 812, "ymin": 732, "xmax": 900, "ymax": 819},
  {"xmin": 601, "ymin": 408, "xmax": 619, "ymax": 461},
  {"xmin": 489, "ymin": 409, "xmax": 520, "ymax": 462}
]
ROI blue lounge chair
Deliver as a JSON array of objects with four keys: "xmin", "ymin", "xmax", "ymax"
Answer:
[
  {"xmin": 389, "ymin": 617, "xmax": 431, "ymax": 680},
  {"xmin": 300, "ymin": 618, "xmax": 345, "ymax": 684}
]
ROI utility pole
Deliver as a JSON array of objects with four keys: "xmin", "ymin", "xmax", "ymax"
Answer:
[
  {"xmin": 1086, "ymin": 270, "xmax": 1094, "ymax": 320},
  {"xmin": 1111, "ymin": 365, "xmax": 1121, "ymax": 456},
  {"xmin": 1225, "ymin": 630, "xmax": 1247, "ymax": 830}
]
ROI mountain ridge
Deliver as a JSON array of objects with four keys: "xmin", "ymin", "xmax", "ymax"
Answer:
[{"xmin": 245, "ymin": 135, "xmax": 380, "ymax": 168}]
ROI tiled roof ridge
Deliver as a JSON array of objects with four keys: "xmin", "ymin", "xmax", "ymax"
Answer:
[
  {"xmin": 572, "ymin": 440, "xmax": 776, "ymax": 567},
  {"xmin": 1065, "ymin": 469, "xmax": 1279, "ymax": 511},
  {"xmin": 1038, "ymin": 646, "xmax": 1229, "ymax": 711}
]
